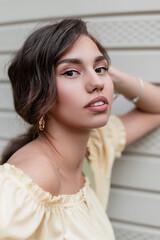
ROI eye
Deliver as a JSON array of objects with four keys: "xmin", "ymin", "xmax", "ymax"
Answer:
[
  {"xmin": 61, "ymin": 70, "xmax": 79, "ymax": 77},
  {"xmin": 95, "ymin": 67, "xmax": 108, "ymax": 74}
]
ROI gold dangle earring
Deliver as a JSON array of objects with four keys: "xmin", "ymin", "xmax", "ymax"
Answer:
[{"xmin": 39, "ymin": 116, "xmax": 45, "ymax": 131}]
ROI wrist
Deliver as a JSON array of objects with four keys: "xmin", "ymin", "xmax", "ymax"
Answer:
[
  {"xmin": 109, "ymin": 66, "xmax": 145, "ymax": 103},
  {"xmin": 132, "ymin": 78, "xmax": 144, "ymax": 103}
]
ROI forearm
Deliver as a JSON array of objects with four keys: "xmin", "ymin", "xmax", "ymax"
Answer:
[
  {"xmin": 109, "ymin": 66, "xmax": 160, "ymax": 113},
  {"xmin": 119, "ymin": 109, "xmax": 160, "ymax": 146}
]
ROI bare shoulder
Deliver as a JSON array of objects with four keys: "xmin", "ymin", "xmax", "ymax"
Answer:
[{"xmin": 8, "ymin": 142, "xmax": 60, "ymax": 197}]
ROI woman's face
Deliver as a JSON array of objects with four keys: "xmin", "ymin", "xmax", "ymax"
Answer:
[{"xmin": 51, "ymin": 35, "xmax": 114, "ymax": 130}]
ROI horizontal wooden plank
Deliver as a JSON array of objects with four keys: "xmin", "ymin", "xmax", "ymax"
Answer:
[
  {"xmin": 0, "ymin": 0, "xmax": 160, "ymax": 24},
  {"xmin": 0, "ymin": 94, "xmax": 159, "ymax": 153},
  {"xmin": 125, "ymin": 126, "xmax": 160, "ymax": 155},
  {"xmin": 0, "ymin": 112, "xmax": 28, "ymax": 139},
  {"xmin": 108, "ymin": 50, "xmax": 160, "ymax": 83},
  {"xmin": 0, "ymin": 139, "xmax": 9, "ymax": 160},
  {"xmin": 0, "ymin": 23, "xmax": 38, "ymax": 52},
  {"xmin": 111, "ymin": 95, "xmax": 160, "ymax": 155},
  {"xmin": 1, "ymin": 51, "xmax": 160, "ymax": 83},
  {"xmin": 1, "ymin": 14, "xmax": 160, "ymax": 52},
  {"xmin": 0, "ymin": 55, "xmax": 10, "ymax": 80},
  {"xmin": 87, "ymin": 15, "xmax": 160, "ymax": 48},
  {"xmin": 0, "ymin": 83, "xmax": 13, "ymax": 110},
  {"xmin": 111, "ymin": 155, "xmax": 160, "ymax": 192},
  {"xmin": 112, "ymin": 221, "xmax": 160, "ymax": 240},
  {"xmin": 107, "ymin": 188, "xmax": 160, "ymax": 227}
]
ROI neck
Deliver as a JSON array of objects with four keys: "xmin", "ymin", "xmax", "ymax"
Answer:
[{"xmin": 38, "ymin": 116, "xmax": 91, "ymax": 176}]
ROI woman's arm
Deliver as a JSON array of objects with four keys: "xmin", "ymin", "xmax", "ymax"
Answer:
[
  {"xmin": 108, "ymin": 66, "xmax": 160, "ymax": 146},
  {"xmin": 119, "ymin": 110, "xmax": 160, "ymax": 146},
  {"xmin": 109, "ymin": 66, "xmax": 160, "ymax": 113}
]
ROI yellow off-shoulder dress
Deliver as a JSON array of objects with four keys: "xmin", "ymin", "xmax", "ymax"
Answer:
[{"xmin": 0, "ymin": 115, "xmax": 126, "ymax": 240}]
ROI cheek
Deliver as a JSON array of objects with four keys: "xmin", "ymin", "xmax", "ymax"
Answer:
[
  {"xmin": 56, "ymin": 81, "xmax": 80, "ymax": 109},
  {"xmin": 105, "ymin": 77, "xmax": 114, "ymax": 101}
]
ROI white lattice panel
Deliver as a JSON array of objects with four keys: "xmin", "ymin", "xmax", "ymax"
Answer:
[
  {"xmin": 87, "ymin": 15, "xmax": 160, "ymax": 48},
  {"xmin": 0, "ymin": 15, "xmax": 160, "ymax": 52},
  {"xmin": 113, "ymin": 225, "xmax": 160, "ymax": 240}
]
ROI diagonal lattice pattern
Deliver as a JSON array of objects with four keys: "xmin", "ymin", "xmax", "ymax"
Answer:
[
  {"xmin": 87, "ymin": 16, "xmax": 160, "ymax": 48},
  {"xmin": 113, "ymin": 227, "xmax": 160, "ymax": 240}
]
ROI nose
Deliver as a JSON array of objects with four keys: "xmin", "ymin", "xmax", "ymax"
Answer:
[{"xmin": 85, "ymin": 70, "xmax": 104, "ymax": 93}]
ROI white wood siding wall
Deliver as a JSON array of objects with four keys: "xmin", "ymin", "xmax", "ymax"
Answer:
[{"xmin": 0, "ymin": 0, "xmax": 160, "ymax": 239}]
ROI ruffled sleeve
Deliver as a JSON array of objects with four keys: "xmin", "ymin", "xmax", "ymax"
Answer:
[
  {"xmin": 86, "ymin": 115, "xmax": 126, "ymax": 209},
  {"xmin": 105, "ymin": 115, "xmax": 126, "ymax": 158},
  {"xmin": 0, "ymin": 164, "xmax": 46, "ymax": 239}
]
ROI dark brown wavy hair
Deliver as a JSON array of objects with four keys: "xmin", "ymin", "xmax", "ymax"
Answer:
[{"xmin": 1, "ymin": 18, "xmax": 110, "ymax": 164}]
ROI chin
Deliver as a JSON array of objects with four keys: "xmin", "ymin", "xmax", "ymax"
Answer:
[
  {"xmin": 89, "ymin": 115, "xmax": 110, "ymax": 129},
  {"xmin": 93, "ymin": 121, "xmax": 108, "ymax": 129}
]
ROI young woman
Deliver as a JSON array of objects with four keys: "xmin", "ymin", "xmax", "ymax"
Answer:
[{"xmin": 0, "ymin": 18, "xmax": 160, "ymax": 240}]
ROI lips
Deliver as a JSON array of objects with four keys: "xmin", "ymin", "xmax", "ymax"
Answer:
[{"xmin": 85, "ymin": 96, "xmax": 108, "ymax": 108}]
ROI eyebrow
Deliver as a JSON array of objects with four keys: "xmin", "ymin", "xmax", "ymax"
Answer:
[
  {"xmin": 95, "ymin": 55, "xmax": 107, "ymax": 63},
  {"xmin": 57, "ymin": 55, "xmax": 107, "ymax": 66}
]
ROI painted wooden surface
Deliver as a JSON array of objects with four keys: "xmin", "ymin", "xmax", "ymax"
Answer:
[
  {"xmin": 108, "ymin": 188, "xmax": 160, "ymax": 227},
  {"xmin": 0, "ymin": 0, "xmax": 160, "ymax": 24},
  {"xmin": 0, "ymin": 0, "xmax": 160, "ymax": 238},
  {"xmin": 111, "ymin": 155, "xmax": 160, "ymax": 192}
]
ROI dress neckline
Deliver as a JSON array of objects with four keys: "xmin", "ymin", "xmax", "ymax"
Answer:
[{"xmin": 1, "ymin": 163, "xmax": 90, "ymax": 207}]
